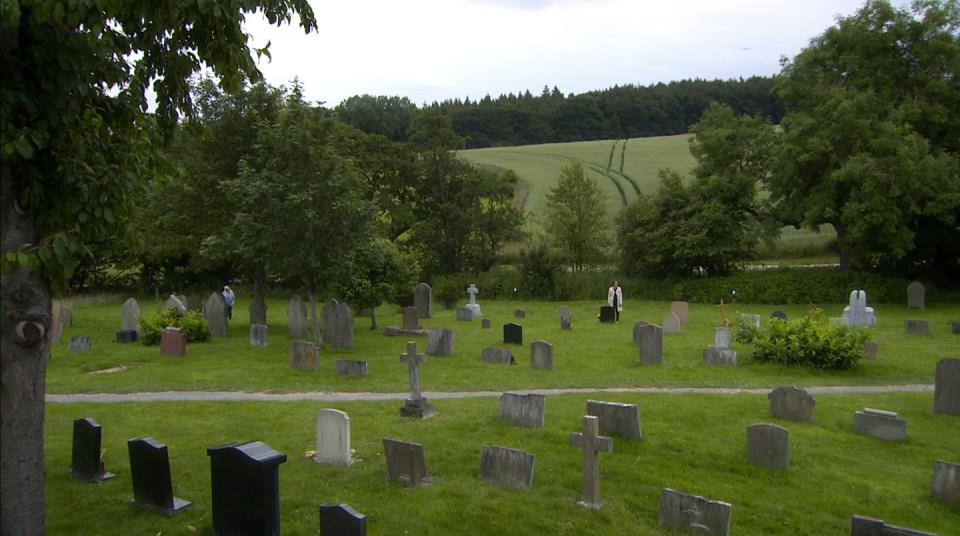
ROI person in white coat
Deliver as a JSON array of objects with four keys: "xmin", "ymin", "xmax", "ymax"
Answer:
[{"xmin": 607, "ymin": 280, "xmax": 623, "ymax": 322}]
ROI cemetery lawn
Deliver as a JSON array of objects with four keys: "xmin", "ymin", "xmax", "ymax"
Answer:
[{"xmin": 45, "ymin": 391, "xmax": 957, "ymax": 535}]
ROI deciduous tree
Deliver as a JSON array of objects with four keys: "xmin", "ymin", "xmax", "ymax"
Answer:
[{"xmin": 544, "ymin": 161, "xmax": 611, "ymax": 271}]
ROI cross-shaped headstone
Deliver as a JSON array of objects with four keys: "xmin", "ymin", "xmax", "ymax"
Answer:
[
  {"xmin": 717, "ymin": 299, "xmax": 729, "ymax": 326},
  {"xmin": 467, "ymin": 284, "xmax": 479, "ymax": 305},
  {"xmin": 568, "ymin": 415, "xmax": 613, "ymax": 507},
  {"xmin": 400, "ymin": 341, "xmax": 426, "ymax": 398}
]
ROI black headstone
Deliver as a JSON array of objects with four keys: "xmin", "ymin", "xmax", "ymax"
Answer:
[
  {"xmin": 320, "ymin": 503, "xmax": 367, "ymax": 536},
  {"xmin": 128, "ymin": 437, "xmax": 191, "ymax": 515},
  {"xmin": 116, "ymin": 330, "xmax": 138, "ymax": 343},
  {"xmin": 207, "ymin": 441, "xmax": 287, "ymax": 536},
  {"xmin": 503, "ymin": 323, "xmax": 522, "ymax": 346},
  {"xmin": 771, "ymin": 311, "xmax": 788, "ymax": 320},
  {"xmin": 599, "ymin": 306, "xmax": 615, "ymax": 323},
  {"xmin": 71, "ymin": 418, "xmax": 116, "ymax": 482}
]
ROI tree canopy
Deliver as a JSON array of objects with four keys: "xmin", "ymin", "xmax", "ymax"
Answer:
[{"xmin": 544, "ymin": 161, "xmax": 611, "ymax": 271}]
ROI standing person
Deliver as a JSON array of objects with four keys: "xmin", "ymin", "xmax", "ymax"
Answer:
[
  {"xmin": 607, "ymin": 280, "xmax": 623, "ymax": 322},
  {"xmin": 222, "ymin": 285, "xmax": 235, "ymax": 320}
]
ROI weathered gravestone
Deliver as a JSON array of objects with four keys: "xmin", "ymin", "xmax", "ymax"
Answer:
[
  {"xmin": 515, "ymin": 308, "xmax": 526, "ymax": 319},
  {"xmin": 127, "ymin": 437, "xmax": 192, "ymax": 515},
  {"xmin": 569, "ymin": 415, "xmax": 613, "ymax": 508},
  {"xmin": 587, "ymin": 400, "xmax": 642, "ymax": 440},
  {"xmin": 400, "ymin": 341, "xmax": 435, "ymax": 418},
  {"xmin": 402, "ymin": 306, "xmax": 420, "ymax": 331},
  {"xmin": 164, "ymin": 294, "xmax": 188, "ymax": 317},
  {"xmin": 530, "ymin": 340, "xmax": 554, "ymax": 369},
  {"xmin": 905, "ymin": 319, "xmax": 930, "ymax": 334},
  {"xmin": 598, "ymin": 305, "xmax": 615, "ymax": 323},
  {"xmin": 456, "ymin": 308, "xmax": 473, "ymax": 321},
  {"xmin": 632, "ymin": 321, "xmax": 649, "ymax": 345},
  {"xmin": 660, "ymin": 488, "xmax": 732, "ymax": 536},
  {"xmin": 480, "ymin": 445, "xmax": 535, "ymax": 490},
  {"xmin": 249, "ymin": 324, "xmax": 268, "ymax": 347},
  {"xmin": 427, "ymin": 327, "xmax": 454, "ymax": 356},
  {"xmin": 930, "ymin": 460, "xmax": 960, "ymax": 507},
  {"xmin": 315, "ymin": 409, "xmax": 352, "ymax": 466},
  {"xmin": 320, "ymin": 503, "xmax": 366, "ymax": 536},
  {"xmin": 322, "ymin": 298, "xmax": 339, "ymax": 343},
  {"xmin": 637, "ymin": 324, "xmax": 663, "ymax": 365},
  {"xmin": 289, "ymin": 341, "xmax": 319, "ymax": 372},
  {"xmin": 559, "ymin": 305, "xmax": 572, "ymax": 330},
  {"xmin": 481, "ymin": 347, "xmax": 514, "ymax": 365},
  {"xmin": 500, "ymin": 392, "xmax": 546, "ymax": 427},
  {"xmin": 842, "ymin": 290, "xmax": 876, "ymax": 327},
  {"xmin": 68, "ymin": 335, "xmax": 91, "ymax": 352},
  {"xmin": 207, "ymin": 441, "xmax": 286, "ymax": 536},
  {"xmin": 121, "ymin": 297, "xmax": 141, "ymax": 336},
  {"xmin": 907, "ymin": 281, "xmax": 926, "ymax": 309},
  {"xmin": 768, "ymin": 386, "xmax": 815, "ymax": 421},
  {"xmin": 332, "ymin": 301, "xmax": 354, "ymax": 350},
  {"xmin": 71, "ymin": 418, "xmax": 116, "ymax": 482},
  {"xmin": 741, "ymin": 314, "xmax": 761, "ymax": 328},
  {"xmin": 663, "ymin": 313, "xmax": 681, "ymax": 334},
  {"xmin": 703, "ymin": 327, "xmax": 737, "ymax": 366},
  {"xmin": 854, "ymin": 408, "xmax": 907, "ymax": 440},
  {"xmin": 503, "ymin": 323, "xmax": 522, "ymax": 345},
  {"xmin": 414, "ymin": 282, "xmax": 432, "ymax": 319},
  {"xmin": 382, "ymin": 438, "xmax": 431, "ymax": 485},
  {"xmin": 159, "ymin": 327, "xmax": 186, "ymax": 356},
  {"xmin": 670, "ymin": 301, "xmax": 689, "ymax": 324},
  {"xmin": 286, "ymin": 295, "xmax": 309, "ymax": 338},
  {"xmin": 933, "ymin": 358, "xmax": 960, "ymax": 416},
  {"xmin": 863, "ymin": 341, "xmax": 878, "ymax": 361},
  {"xmin": 51, "ymin": 300, "xmax": 67, "ymax": 344},
  {"xmin": 850, "ymin": 515, "xmax": 937, "ymax": 536},
  {"xmin": 204, "ymin": 292, "xmax": 228, "ymax": 337},
  {"xmin": 466, "ymin": 283, "xmax": 482, "ymax": 317},
  {"xmin": 481, "ymin": 318, "xmax": 491, "ymax": 330},
  {"xmin": 336, "ymin": 359, "xmax": 368, "ymax": 377},
  {"xmin": 746, "ymin": 423, "xmax": 790, "ymax": 469}
]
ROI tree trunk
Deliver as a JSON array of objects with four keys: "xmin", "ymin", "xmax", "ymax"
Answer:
[
  {"xmin": 1, "ymin": 163, "xmax": 50, "ymax": 535},
  {"xmin": 249, "ymin": 262, "xmax": 268, "ymax": 325},
  {"xmin": 370, "ymin": 305, "xmax": 378, "ymax": 330},
  {"xmin": 834, "ymin": 221, "xmax": 851, "ymax": 271}
]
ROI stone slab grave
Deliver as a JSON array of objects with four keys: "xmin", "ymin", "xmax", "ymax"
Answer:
[
  {"xmin": 907, "ymin": 281, "xmax": 926, "ymax": 309},
  {"xmin": 515, "ymin": 308, "xmax": 526, "ymax": 319},
  {"xmin": 663, "ymin": 313, "xmax": 681, "ymax": 334},
  {"xmin": 632, "ymin": 321, "xmax": 649, "ymax": 345},
  {"xmin": 204, "ymin": 292, "xmax": 228, "ymax": 337},
  {"xmin": 207, "ymin": 441, "xmax": 286, "ymax": 536},
  {"xmin": 587, "ymin": 400, "xmax": 642, "ymax": 440},
  {"xmin": 660, "ymin": 488, "xmax": 732, "ymax": 536},
  {"xmin": 854, "ymin": 408, "xmax": 907, "ymax": 440},
  {"xmin": 904, "ymin": 319, "xmax": 929, "ymax": 334},
  {"xmin": 530, "ymin": 340, "xmax": 554, "ymax": 369},
  {"xmin": 128, "ymin": 437, "xmax": 192, "ymax": 515},
  {"xmin": 930, "ymin": 460, "xmax": 959, "ymax": 507},
  {"xmin": 382, "ymin": 438, "xmax": 431, "ymax": 486},
  {"xmin": 320, "ymin": 503, "xmax": 367, "ymax": 536},
  {"xmin": 336, "ymin": 359, "xmax": 368, "ymax": 377},
  {"xmin": 315, "ymin": 409, "xmax": 352, "ymax": 466},
  {"xmin": 71, "ymin": 418, "xmax": 117, "ymax": 482},
  {"xmin": 670, "ymin": 301, "xmax": 689, "ymax": 323},
  {"xmin": 841, "ymin": 289, "xmax": 877, "ymax": 327},
  {"xmin": 414, "ymin": 282, "xmax": 432, "ymax": 319},
  {"xmin": 500, "ymin": 392, "xmax": 546, "ymax": 427},
  {"xmin": 569, "ymin": 415, "xmax": 613, "ymax": 508},
  {"xmin": 558, "ymin": 305, "xmax": 572, "ymax": 330},
  {"xmin": 121, "ymin": 297, "xmax": 141, "ymax": 337},
  {"xmin": 768, "ymin": 386, "xmax": 815, "ymax": 421},
  {"xmin": 746, "ymin": 423, "xmax": 790, "ymax": 469},
  {"xmin": 249, "ymin": 324, "xmax": 268, "ymax": 347},
  {"xmin": 933, "ymin": 358, "xmax": 960, "ymax": 416},
  {"xmin": 850, "ymin": 515, "xmax": 937, "ymax": 536},
  {"xmin": 286, "ymin": 294, "xmax": 309, "ymax": 338},
  {"xmin": 481, "ymin": 318, "xmax": 491, "ymax": 330},
  {"xmin": 159, "ymin": 327, "xmax": 186, "ymax": 356},
  {"xmin": 863, "ymin": 341, "xmax": 878, "ymax": 361},
  {"xmin": 481, "ymin": 347, "xmax": 515, "ymax": 365},
  {"xmin": 741, "ymin": 313, "xmax": 761, "ymax": 328},
  {"xmin": 465, "ymin": 283, "xmax": 482, "ymax": 318},
  {"xmin": 400, "ymin": 341, "xmax": 435, "ymax": 418},
  {"xmin": 637, "ymin": 323, "xmax": 663, "ymax": 365},
  {"xmin": 427, "ymin": 327, "xmax": 454, "ymax": 356},
  {"xmin": 598, "ymin": 305, "xmax": 615, "ymax": 323},
  {"xmin": 289, "ymin": 341, "xmax": 319, "ymax": 372},
  {"xmin": 479, "ymin": 445, "xmax": 536, "ymax": 490},
  {"xmin": 703, "ymin": 326, "xmax": 737, "ymax": 366},
  {"xmin": 68, "ymin": 335, "xmax": 92, "ymax": 352},
  {"xmin": 456, "ymin": 308, "xmax": 473, "ymax": 321},
  {"xmin": 503, "ymin": 322, "xmax": 522, "ymax": 346}
]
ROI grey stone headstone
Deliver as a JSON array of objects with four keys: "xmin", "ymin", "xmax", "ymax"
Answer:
[
  {"xmin": 479, "ymin": 445, "xmax": 535, "ymax": 490},
  {"xmin": 637, "ymin": 324, "xmax": 663, "ymax": 365},
  {"xmin": 530, "ymin": 340, "xmax": 553, "ymax": 369},
  {"xmin": 128, "ymin": 437, "xmax": 192, "ymax": 515},
  {"xmin": 68, "ymin": 335, "xmax": 92, "ymax": 353},
  {"xmin": 204, "ymin": 292, "xmax": 228, "ymax": 337},
  {"xmin": 50, "ymin": 300, "xmax": 66, "ymax": 345},
  {"xmin": 315, "ymin": 409, "xmax": 352, "ymax": 466},
  {"xmin": 335, "ymin": 359, "xmax": 368, "ymax": 377},
  {"xmin": 382, "ymin": 438, "xmax": 430, "ymax": 485},
  {"xmin": 414, "ymin": 282, "xmax": 432, "ymax": 319},
  {"xmin": 768, "ymin": 386, "xmax": 815, "ymax": 421},
  {"xmin": 333, "ymin": 302, "xmax": 354, "ymax": 350},
  {"xmin": 479, "ymin": 318, "xmax": 490, "ymax": 329},
  {"xmin": 322, "ymin": 299, "xmax": 339, "ymax": 345},
  {"xmin": 741, "ymin": 314, "xmax": 761, "ymax": 328},
  {"xmin": 714, "ymin": 327, "xmax": 731, "ymax": 349},
  {"xmin": 907, "ymin": 281, "xmax": 926, "ymax": 309},
  {"xmin": 164, "ymin": 295, "xmax": 188, "ymax": 317},
  {"xmin": 930, "ymin": 460, "xmax": 960, "ymax": 507},
  {"xmin": 426, "ymin": 327, "xmax": 454, "ymax": 356},
  {"xmin": 456, "ymin": 308, "xmax": 473, "ymax": 321},
  {"xmin": 481, "ymin": 347, "xmax": 514, "ymax": 365},
  {"xmin": 863, "ymin": 341, "xmax": 878, "ymax": 360},
  {"xmin": 286, "ymin": 295, "xmax": 309, "ymax": 338},
  {"xmin": 402, "ymin": 306, "xmax": 420, "ymax": 331},
  {"xmin": 559, "ymin": 305, "xmax": 572, "ymax": 330},
  {"xmin": 249, "ymin": 324, "xmax": 268, "ymax": 347},
  {"xmin": 320, "ymin": 503, "xmax": 367, "ymax": 536},
  {"xmin": 663, "ymin": 313, "xmax": 681, "ymax": 334},
  {"xmin": 850, "ymin": 515, "xmax": 937, "ymax": 536},
  {"xmin": 659, "ymin": 488, "xmax": 731, "ymax": 536},
  {"xmin": 121, "ymin": 298, "xmax": 141, "ymax": 335},
  {"xmin": 289, "ymin": 341, "xmax": 319, "ymax": 372},
  {"xmin": 746, "ymin": 423, "xmax": 790, "ymax": 469},
  {"xmin": 933, "ymin": 358, "xmax": 960, "ymax": 416},
  {"xmin": 500, "ymin": 392, "xmax": 546, "ymax": 427},
  {"xmin": 632, "ymin": 321, "xmax": 649, "ymax": 345},
  {"xmin": 569, "ymin": 415, "xmax": 613, "ymax": 508},
  {"xmin": 704, "ymin": 346, "xmax": 738, "ymax": 366},
  {"xmin": 670, "ymin": 301, "xmax": 689, "ymax": 324},
  {"xmin": 854, "ymin": 409, "xmax": 907, "ymax": 440},
  {"xmin": 771, "ymin": 310, "xmax": 788, "ymax": 321},
  {"xmin": 587, "ymin": 400, "xmax": 642, "ymax": 440},
  {"xmin": 61, "ymin": 304, "xmax": 74, "ymax": 327},
  {"xmin": 503, "ymin": 323, "xmax": 522, "ymax": 345},
  {"xmin": 71, "ymin": 418, "xmax": 116, "ymax": 482},
  {"xmin": 905, "ymin": 319, "xmax": 929, "ymax": 334},
  {"xmin": 514, "ymin": 309, "xmax": 526, "ymax": 319}
]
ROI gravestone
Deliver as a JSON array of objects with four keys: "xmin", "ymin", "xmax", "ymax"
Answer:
[
  {"xmin": 207, "ymin": 441, "xmax": 286, "ymax": 536},
  {"xmin": 402, "ymin": 306, "xmax": 420, "ymax": 331},
  {"xmin": 50, "ymin": 300, "xmax": 66, "ymax": 344},
  {"xmin": 466, "ymin": 283, "xmax": 482, "ymax": 317},
  {"xmin": 954, "ymin": 322, "xmax": 960, "ymax": 335},
  {"xmin": 332, "ymin": 301, "xmax": 354, "ymax": 350},
  {"xmin": 499, "ymin": 392, "xmax": 546, "ymax": 427},
  {"xmin": 559, "ymin": 305, "xmax": 572, "ymax": 330},
  {"xmin": 907, "ymin": 281, "xmax": 926, "ymax": 309},
  {"xmin": 159, "ymin": 327, "xmax": 186, "ymax": 356},
  {"xmin": 68, "ymin": 335, "xmax": 92, "ymax": 352},
  {"xmin": 456, "ymin": 308, "xmax": 473, "ymax": 321},
  {"xmin": 480, "ymin": 445, "xmax": 535, "ymax": 490},
  {"xmin": 530, "ymin": 340, "xmax": 554, "ymax": 369},
  {"xmin": 930, "ymin": 460, "xmax": 960, "ymax": 507},
  {"xmin": 850, "ymin": 515, "xmax": 937, "ymax": 536},
  {"xmin": 768, "ymin": 386, "xmax": 815, "ymax": 421},
  {"xmin": 320, "ymin": 503, "xmax": 367, "ymax": 536},
  {"xmin": 185, "ymin": 294, "xmax": 202, "ymax": 312},
  {"xmin": 598, "ymin": 305, "xmax": 615, "ymax": 323},
  {"xmin": 905, "ymin": 319, "xmax": 929, "ymax": 334},
  {"xmin": 481, "ymin": 318, "xmax": 491, "ymax": 330},
  {"xmin": 933, "ymin": 358, "xmax": 960, "ymax": 416},
  {"xmin": 382, "ymin": 438, "xmax": 431, "ymax": 485},
  {"xmin": 670, "ymin": 301, "xmax": 689, "ymax": 324},
  {"xmin": 587, "ymin": 400, "xmax": 642, "ymax": 440},
  {"xmin": 249, "ymin": 324, "xmax": 268, "ymax": 347},
  {"xmin": 321, "ymin": 298, "xmax": 338, "ymax": 343},
  {"xmin": 663, "ymin": 313, "xmax": 681, "ymax": 334},
  {"xmin": 286, "ymin": 295, "xmax": 309, "ymax": 338},
  {"xmin": 746, "ymin": 423, "xmax": 790, "ymax": 469},
  {"xmin": 128, "ymin": 437, "xmax": 192, "ymax": 515},
  {"xmin": 771, "ymin": 310, "xmax": 788, "ymax": 321},
  {"xmin": 741, "ymin": 314, "xmax": 761, "ymax": 328},
  {"xmin": 121, "ymin": 297, "xmax": 141, "ymax": 335},
  {"xmin": 703, "ymin": 327, "xmax": 737, "ymax": 366},
  {"xmin": 164, "ymin": 295, "xmax": 188, "ymax": 316},
  {"xmin": 116, "ymin": 329, "xmax": 138, "ymax": 343},
  {"xmin": 503, "ymin": 323, "xmax": 522, "ymax": 345},
  {"xmin": 61, "ymin": 303, "xmax": 74, "ymax": 327},
  {"xmin": 248, "ymin": 299, "xmax": 267, "ymax": 327},
  {"xmin": 414, "ymin": 282, "xmax": 432, "ymax": 319},
  {"xmin": 569, "ymin": 415, "xmax": 613, "ymax": 508},
  {"xmin": 632, "ymin": 321, "xmax": 649, "ymax": 345},
  {"xmin": 426, "ymin": 327, "xmax": 454, "ymax": 356},
  {"xmin": 400, "ymin": 341, "xmax": 435, "ymax": 418},
  {"xmin": 289, "ymin": 341, "xmax": 319, "ymax": 372},
  {"xmin": 637, "ymin": 324, "xmax": 663, "ymax": 365},
  {"xmin": 854, "ymin": 408, "xmax": 907, "ymax": 440},
  {"xmin": 71, "ymin": 418, "xmax": 116, "ymax": 482},
  {"xmin": 315, "ymin": 409, "xmax": 352, "ymax": 466},
  {"xmin": 204, "ymin": 292, "xmax": 228, "ymax": 337},
  {"xmin": 481, "ymin": 347, "xmax": 514, "ymax": 365},
  {"xmin": 515, "ymin": 309, "xmax": 526, "ymax": 319},
  {"xmin": 336, "ymin": 359, "xmax": 368, "ymax": 377},
  {"xmin": 660, "ymin": 488, "xmax": 732, "ymax": 536},
  {"xmin": 841, "ymin": 289, "xmax": 876, "ymax": 327},
  {"xmin": 863, "ymin": 341, "xmax": 878, "ymax": 361}
]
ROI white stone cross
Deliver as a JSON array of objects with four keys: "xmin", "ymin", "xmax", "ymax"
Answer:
[
  {"xmin": 400, "ymin": 341, "xmax": 427, "ymax": 398},
  {"xmin": 467, "ymin": 284, "xmax": 479, "ymax": 305},
  {"xmin": 569, "ymin": 415, "xmax": 613, "ymax": 507}
]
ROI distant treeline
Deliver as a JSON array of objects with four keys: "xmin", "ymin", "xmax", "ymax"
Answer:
[{"xmin": 334, "ymin": 77, "xmax": 783, "ymax": 149}]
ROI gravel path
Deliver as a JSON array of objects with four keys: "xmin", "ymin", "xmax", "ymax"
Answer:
[{"xmin": 46, "ymin": 384, "xmax": 934, "ymax": 403}]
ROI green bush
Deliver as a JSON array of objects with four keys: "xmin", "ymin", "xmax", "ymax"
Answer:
[
  {"xmin": 139, "ymin": 308, "xmax": 211, "ymax": 345},
  {"xmin": 432, "ymin": 275, "xmax": 464, "ymax": 309},
  {"xmin": 178, "ymin": 310, "xmax": 212, "ymax": 342},
  {"xmin": 734, "ymin": 309, "xmax": 869, "ymax": 370}
]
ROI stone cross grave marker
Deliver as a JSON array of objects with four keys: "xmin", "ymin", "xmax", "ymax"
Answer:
[
  {"xmin": 587, "ymin": 400, "xmax": 642, "ymax": 440},
  {"xmin": 746, "ymin": 423, "xmax": 790, "ymax": 469},
  {"xmin": 250, "ymin": 324, "xmax": 268, "ymax": 347},
  {"xmin": 854, "ymin": 408, "xmax": 907, "ymax": 440},
  {"xmin": 930, "ymin": 460, "xmax": 960, "ymax": 507},
  {"xmin": 663, "ymin": 313, "xmax": 681, "ymax": 334},
  {"xmin": 204, "ymin": 292, "xmax": 228, "ymax": 337},
  {"xmin": 503, "ymin": 323, "xmax": 522, "ymax": 345},
  {"xmin": 670, "ymin": 301, "xmax": 689, "ymax": 323},
  {"xmin": 400, "ymin": 341, "xmax": 435, "ymax": 418},
  {"xmin": 128, "ymin": 437, "xmax": 192, "ymax": 515},
  {"xmin": 121, "ymin": 297, "xmax": 141, "ymax": 335},
  {"xmin": 320, "ymin": 503, "xmax": 367, "ymax": 536},
  {"xmin": 382, "ymin": 438, "xmax": 431, "ymax": 485},
  {"xmin": 933, "ymin": 357, "xmax": 960, "ymax": 416},
  {"xmin": 466, "ymin": 283, "xmax": 482, "ymax": 317},
  {"xmin": 479, "ymin": 445, "xmax": 536, "ymax": 490},
  {"xmin": 568, "ymin": 415, "xmax": 613, "ymax": 508},
  {"xmin": 768, "ymin": 386, "xmax": 815, "ymax": 421},
  {"xmin": 316, "ymin": 409, "xmax": 352, "ymax": 466},
  {"xmin": 414, "ymin": 282, "xmax": 432, "ymax": 319},
  {"xmin": 559, "ymin": 305, "xmax": 572, "ymax": 330},
  {"xmin": 659, "ymin": 488, "xmax": 732, "ymax": 536},
  {"xmin": 286, "ymin": 295, "xmax": 308, "ymax": 338},
  {"xmin": 530, "ymin": 340, "xmax": 554, "ymax": 369},
  {"xmin": 637, "ymin": 324, "xmax": 663, "ymax": 365},
  {"xmin": 207, "ymin": 441, "xmax": 286, "ymax": 536},
  {"xmin": 907, "ymin": 281, "xmax": 926, "ymax": 309},
  {"xmin": 500, "ymin": 392, "xmax": 546, "ymax": 427},
  {"xmin": 71, "ymin": 418, "xmax": 117, "ymax": 482}
]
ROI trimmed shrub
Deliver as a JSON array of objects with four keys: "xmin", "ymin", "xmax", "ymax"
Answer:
[
  {"xmin": 139, "ymin": 308, "xmax": 211, "ymax": 345},
  {"xmin": 734, "ymin": 309, "xmax": 869, "ymax": 370}
]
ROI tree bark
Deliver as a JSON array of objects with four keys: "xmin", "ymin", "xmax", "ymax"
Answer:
[
  {"xmin": 249, "ymin": 262, "xmax": 268, "ymax": 325},
  {"xmin": 834, "ymin": 221, "xmax": 851, "ymax": 271}
]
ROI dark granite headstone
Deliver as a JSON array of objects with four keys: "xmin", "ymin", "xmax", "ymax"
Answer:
[
  {"xmin": 207, "ymin": 441, "xmax": 287, "ymax": 536},
  {"xmin": 320, "ymin": 503, "xmax": 367, "ymax": 536},
  {"xmin": 128, "ymin": 437, "xmax": 191, "ymax": 515},
  {"xmin": 116, "ymin": 329, "xmax": 138, "ymax": 343},
  {"xmin": 771, "ymin": 310, "xmax": 788, "ymax": 321},
  {"xmin": 599, "ymin": 306, "xmax": 615, "ymax": 323},
  {"xmin": 383, "ymin": 438, "xmax": 431, "ymax": 486},
  {"xmin": 503, "ymin": 323, "xmax": 522, "ymax": 345},
  {"xmin": 481, "ymin": 318, "xmax": 491, "ymax": 330},
  {"xmin": 71, "ymin": 418, "xmax": 116, "ymax": 482},
  {"xmin": 933, "ymin": 358, "xmax": 960, "ymax": 416},
  {"xmin": 514, "ymin": 309, "xmax": 526, "ymax": 319}
]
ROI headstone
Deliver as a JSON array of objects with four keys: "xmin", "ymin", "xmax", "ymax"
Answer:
[
  {"xmin": 670, "ymin": 301, "xmax": 689, "ymax": 324},
  {"xmin": 530, "ymin": 340, "xmax": 553, "ymax": 369},
  {"xmin": 320, "ymin": 503, "xmax": 367, "ymax": 536},
  {"xmin": 61, "ymin": 304, "xmax": 74, "ymax": 327},
  {"xmin": 456, "ymin": 308, "xmax": 473, "ymax": 321},
  {"xmin": 598, "ymin": 306, "xmax": 615, "ymax": 323},
  {"xmin": 741, "ymin": 314, "xmax": 761, "ymax": 328},
  {"xmin": 499, "ymin": 392, "xmax": 546, "ymax": 427},
  {"xmin": 704, "ymin": 327, "xmax": 737, "ymax": 366},
  {"xmin": 850, "ymin": 515, "xmax": 937, "ymax": 536},
  {"xmin": 632, "ymin": 321, "xmax": 649, "ymax": 345},
  {"xmin": 414, "ymin": 282, "xmax": 432, "ymax": 319},
  {"xmin": 587, "ymin": 400, "xmax": 642, "ymax": 440},
  {"xmin": 660, "ymin": 488, "xmax": 732, "ymax": 536},
  {"xmin": 746, "ymin": 423, "xmax": 790, "ymax": 469},
  {"xmin": 382, "ymin": 438, "xmax": 430, "ymax": 485},
  {"xmin": 479, "ymin": 445, "xmax": 535, "ymax": 490},
  {"xmin": 426, "ymin": 327, "xmax": 454, "ymax": 356},
  {"xmin": 515, "ymin": 309, "xmax": 526, "ymax": 319},
  {"xmin": 953, "ymin": 322, "xmax": 960, "ymax": 335},
  {"xmin": 286, "ymin": 295, "xmax": 309, "ymax": 338},
  {"xmin": 714, "ymin": 326, "xmax": 731, "ymax": 348},
  {"xmin": 115, "ymin": 330, "xmax": 138, "ymax": 343},
  {"xmin": 71, "ymin": 418, "xmax": 116, "ymax": 482},
  {"xmin": 569, "ymin": 415, "xmax": 613, "ymax": 508},
  {"xmin": 930, "ymin": 460, "xmax": 960, "ymax": 507},
  {"xmin": 336, "ymin": 359, "xmax": 368, "ymax": 377},
  {"xmin": 771, "ymin": 310, "xmax": 788, "ymax": 321},
  {"xmin": 854, "ymin": 408, "xmax": 907, "ymax": 440},
  {"xmin": 841, "ymin": 290, "xmax": 876, "ymax": 327},
  {"xmin": 207, "ymin": 441, "xmax": 286, "ymax": 536},
  {"xmin": 481, "ymin": 318, "xmax": 491, "ymax": 330},
  {"xmin": 68, "ymin": 335, "xmax": 92, "ymax": 352},
  {"xmin": 663, "ymin": 313, "xmax": 681, "ymax": 334},
  {"xmin": 402, "ymin": 306, "xmax": 420, "ymax": 331},
  {"xmin": 768, "ymin": 386, "xmax": 815, "ymax": 421},
  {"xmin": 289, "ymin": 341, "xmax": 319, "ymax": 372},
  {"xmin": 863, "ymin": 341, "xmax": 878, "ymax": 360},
  {"xmin": 907, "ymin": 281, "xmax": 926, "ymax": 309},
  {"xmin": 637, "ymin": 324, "xmax": 663, "ymax": 365},
  {"xmin": 466, "ymin": 284, "xmax": 482, "ymax": 317},
  {"xmin": 332, "ymin": 302, "xmax": 354, "ymax": 350},
  {"xmin": 933, "ymin": 358, "xmax": 960, "ymax": 416},
  {"xmin": 481, "ymin": 347, "xmax": 514, "ymax": 365},
  {"xmin": 559, "ymin": 305, "xmax": 572, "ymax": 330},
  {"xmin": 315, "ymin": 409, "xmax": 352, "ymax": 466},
  {"xmin": 321, "ymin": 298, "xmax": 339, "ymax": 343},
  {"xmin": 503, "ymin": 323, "xmax": 522, "ymax": 345},
  {"xmin": 127, "ymin": 437, "xmax": 192, "ymax": 515},
  {"xmin": 121, "ymin": 297, "xmax": 141, "ymax": 335},
  {"xmin": 159, "ymin": 327, "xmax": 186, "ymax": 356},
  {"xmin": 249, "ymin": 324, "xmax": 268, "ymax": 347},
  {"xmin": 51, "ymin": 300, "xmax": 66, "ymax": 344},
  {"xmin": 164, "ymin": 295, "xmax": 187, "ymax": 316},
  {"xmin": 400, "ymin": 341, "xmax": 435, "ymax": 418},
  {"xmin": 905, "ymin": 319, "xmax": 929, "ymax": 334},
  {"xmin": 204, "ymin": 292, "xmax": 228, "ymax": 337}
]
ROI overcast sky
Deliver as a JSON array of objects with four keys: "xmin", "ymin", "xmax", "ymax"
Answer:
[{"xmin": 242, "ymin": 0, "xmax": 896, "ymax": 107}]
